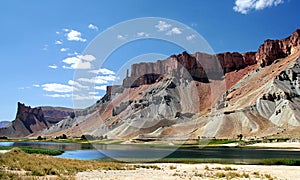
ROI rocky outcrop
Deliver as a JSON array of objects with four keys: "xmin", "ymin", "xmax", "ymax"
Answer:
[
  {"xmin": 257, "ymin": 29, "xmax": 300, "ymax": 67},
  {"xmin": 0, "ymin": 102, "xmax": 50, "ymax": 137},
  {"xmin": 41, "ymin": 106, "xmax": 75, "ymax": 124},
  {"xmin": 124, "ymin": 51, "xmax": 257, "ymax": 88}
]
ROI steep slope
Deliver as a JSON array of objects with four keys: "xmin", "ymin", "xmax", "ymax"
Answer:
[
  {"xmin": 0, "ymin": 103, "xmax": 74, "ymax": 138},
  {"xmin": 40, "ymin": 29, "xmax": 300, "ymax": 139}
]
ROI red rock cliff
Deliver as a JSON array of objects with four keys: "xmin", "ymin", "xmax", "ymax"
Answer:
[{"xmin": 256, "ymin": 29, "xmax": 300, "ymax": 67}]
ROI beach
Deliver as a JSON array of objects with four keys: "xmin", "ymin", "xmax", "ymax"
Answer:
[{"xmin": 77, "ymin": 163, "xmax": 300, "ymax": 180}]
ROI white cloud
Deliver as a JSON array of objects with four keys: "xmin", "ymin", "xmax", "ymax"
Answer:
[
  {"xmin": 94, "ymin": 85, "xmax": 107, "ymax": 91},
  {"xmin": 78, "ymin": 54, "xmax": 96, "ymax": 61},
  {"xmin": 68, "ymin": 80, "xmax": 89, "ymax": 90},
  {"xmin": 62, "ymin": 28, "xmax": 69, "ymax": 32},
  {"xmin": 66, "ymin": 29, "xmax": 86, "ymax": 42},
  {"xmin": 117, "ymin": 34, "xmax": 127, "ymax": 40},
  {"xmin": 18, "ymin": 87, "xmax": 30, "ymax": 90},
  {"xmin": 62, "ymin": 55, "xmax": 95, "ymax": 69},
  {"xmin": 70, "ymin": 61, "xmax": 91, "ymax": 69},
  {"xmin": 137, "ymin": 32, "xmax": 149, "ymax": 37},
  {"xmin": 166, "ymin": 27, "xmax": 182, "ymax": 35},
  {"xmin": 45, "ymin": 94, "xmax": 72, "ymax": 98},
  {"xmin": 55, "ymin": 40, "xmax": 63, "ymax": 45},
  {"xmin": 48, "ymin": 65, "xmax": 58, "ymax": 69},
  {"xmin": 78, "ymin": 75, "xmax": 118, "ymax": 84},
  {"xmin": 62, "ymin": 56, "xmax": 81, "ymax": 65},
  {"xmin": 73, "ymin": 94, "xmax": 101, "ymax": 100},
  {"xmin": 56, "ymin": 31, "xmax": 60, "ymax": 34},
  {"xmin": 233, "ymin": 0, "xmax": 284, "ymax": 14},
  {"xmin": 186, "ymin": 34, "xmax": 196, "ymax": 41},
  {"xmin": 32, "ymin": 84, "xmax": 40, "ymax": 87},
  {"xmin": 155, "ymin": 21, "xmax": 172, "ymax": 31},
  {"xmin": 62, "ymin": 65, "xmax": 72, "ymax": 69},
  {"xmin": 88, "ymin": 91, "xmax": 99, "ymax": 95},
  {"xmin": 78, "ymin": 77, "xmax": 108, "ymax": 84},
  {"xmin": 88, "ymin": 24, "xmax": 98, "ymax": 31},
  {"xmin": 89, "ymin": 68, "xmax": 115, "ymax": 75},
  {"xmin": 42, "ymin": 83, "xmax": 75, "ymax": 93},
  {"xmin": 60, "ymin": 48, "xmax": 68, "ymax": 52},
  {"xmin": 67, "ymin": 52, "xmax": 79, "ymax": 56}
]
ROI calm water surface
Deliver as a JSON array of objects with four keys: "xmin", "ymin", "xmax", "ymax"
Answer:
[{"xmin": 1, "ymin": 142, "xmax": 300, "ymax": 161}]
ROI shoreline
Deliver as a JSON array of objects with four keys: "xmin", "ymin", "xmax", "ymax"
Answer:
[{"xmin": 77, "ymin": 163, "xmax": 300, "ymax": 180}]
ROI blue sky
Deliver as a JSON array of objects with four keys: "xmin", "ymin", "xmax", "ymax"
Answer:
[{"xmin": 0, "ymin": 0, "xmax": 299, "ymax": 121}]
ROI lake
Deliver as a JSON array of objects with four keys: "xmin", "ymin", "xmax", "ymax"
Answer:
[{"xmin": 1, "ymin": 141, "xmax": 300, "ymax": 162}]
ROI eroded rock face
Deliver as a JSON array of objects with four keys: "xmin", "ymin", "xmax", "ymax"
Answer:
[
  {"xmin": 0, "ymin": 102, "xmax": 50, "ymax": 137},
  {"xmin": 124, "ymin": 51, "xmax": 257, "ymax": 88},
  {"xmin": 257, "ymin": 29, "xmax": 300, "ymax": 67}
]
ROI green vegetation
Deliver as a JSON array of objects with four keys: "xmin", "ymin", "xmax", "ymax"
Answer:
[
  {"xmin": 258, "ymin": 159, "xmax": 300, "ymax": 166},
  {"xmin": 0, "ymin": 146, "xmax": 63, "ymax": 156},
  {"xmin": 0, "ymin": 148, "xmax": 128, "ymax": 178}
]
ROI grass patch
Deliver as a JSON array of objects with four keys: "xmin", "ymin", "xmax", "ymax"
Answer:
[
  {"xmin": 258, "ymin": 159, "xmax": 300, "ymax": 166},
  {"xmin": 0, "ymin": 148, "xmax": 128, "ymax": 178},
  {"xmin": 0, "ymin": 146, "xmax": 63, "ymax": 156}
]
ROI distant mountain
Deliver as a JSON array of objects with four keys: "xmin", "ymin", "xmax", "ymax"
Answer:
[
  {"xmin": 0, "ymin": 102, "xmax": 74, "ymax": 138},
  {"xmin": 41, "ymin": 29, "xmax": 300, "ymax": 140},
  {"xmin": 0, "ymin": 121, "xmax": 10, "ymax": 128},
  {"xmin": 3, "ymin": 29, "xmax": 300, "ymax": 139}
]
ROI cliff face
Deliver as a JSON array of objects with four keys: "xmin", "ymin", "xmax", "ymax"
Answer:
[
  {"xmin": 0, "ymin": 102, "xmax": 49, "ymax": 137},
  {"xmin": 123, "ymin": 30, "xmax": 300, "ymax": 88},
  {"xmin": 0, "ymin": 103, "xmax": 73, "ymax": 138},
  {"xmin": 39, "ymin": 29, "xmax": 300, "ymax": 139},
  {"xmin": 123, "ymin": 51, "xmax": 257, "ymax": 88},
  {"xmin": 257, "ymin": 29, "xmax": 300, "ymax": 67}
]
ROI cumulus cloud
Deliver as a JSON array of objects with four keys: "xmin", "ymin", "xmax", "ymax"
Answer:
[
  {"xmin": 42, "ymin": 83, "xmax": 75, "ymax": 93},
  {"xmin": 186, "ymin": 34, "xmax": 196, "ymax": 41},
  {"xmin": 67, "ymin": 52, "xmax": 79, "ymax": 56},
  {"xmin": 155, "ymin": 21, "xmax": 172, "ymax": 31},
  {"xmin": 55, "ymin": 40, "xmax": 63, "ymax": 45},
  {"xmin": 62, "ymin": 54, "xmax": 95, "ymax": 69},
  {"xmin": 89, "ymin": 68, "xmax": 115, "ymax": 75},
  {"xmin": 68, "ymin": 80, "xmax": 89, "ymax": 90},
  {"xmin": 45, "ymin": 94, "xmax": 72, "ymax": 98},
  {"xmin": 32, "ymin": 84, "xmax": 40, "ymax": 87},
  {"xmin": 136, "ymin": 32, "xmax": 149, "ymax": 37},
  {"xmin": 233, "ymin": 0, "xmax": 284, "ymax": 14},
  {"xmin": 66, "ymin": 29, "xmax": 86, "ymax": 42},
  {"xmin": 78, "ymin": 75, "xmax": 118, "ymax": 84},
  {"xmin": 60, "ymin": 48, "xmax": 68, "ymax": 52},
  {"xmin": 94, "ymin": 85, "xmax": 107, "ymax": 91},
  {"xmin": 88, "ymin": 92, "xmax": 99, "ymax": 95},
  {"xmin": 78, "ymin": 54, "xmax": 96, "ymax": 61},
  {"xmin": 73, "ymin": 94, "xmax": 101, "ymax": 100},
  {"xmin": 166, "ymin": 27, "xmax": 182, "ymax": 35},
  {"xmin": 48, "ymin": 65, "xmax": 58, "ymax": 69},
  {"xmin": 88, "ymin": 24, "xmax": 98, "ymax": 31}
]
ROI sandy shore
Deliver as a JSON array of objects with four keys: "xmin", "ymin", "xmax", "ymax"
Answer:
[
  {"xmin": 247, "ymin": 142, "xmax": 300, "ymax": 149},
  {"xmin": 77, "ymin": 163, "xmax": 300, "ymax": 180}
]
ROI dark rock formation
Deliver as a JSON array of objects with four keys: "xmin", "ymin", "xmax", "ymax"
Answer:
[
  {"xmin": 0, "ymin": 102, "xmax": 50, "ymax": 137},
  {"xmin": 122, "ymin": 50, "xmax": 257, "ymax": 88},
  {"xmin": 257, "ymin": 29, "xmax": 300, "ymax": 67},
  {"xmin": 41, "ymin": 106, "xmax": 75, "ymax": 124}
]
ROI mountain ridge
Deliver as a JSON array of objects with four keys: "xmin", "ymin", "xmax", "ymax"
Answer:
[{"xmin": 1, "ymin": 29, "xmax": 300, "ymax": 139}]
